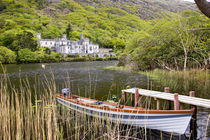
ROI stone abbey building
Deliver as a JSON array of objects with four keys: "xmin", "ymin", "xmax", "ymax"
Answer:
[{"xmin": 36, "ymin": 33, "xmax": 99, "ymax": 56}]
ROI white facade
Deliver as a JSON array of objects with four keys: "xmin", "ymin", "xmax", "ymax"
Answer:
[{"xmin": 36, "ymin": 33, "xmax": 99, "ymax": 55}]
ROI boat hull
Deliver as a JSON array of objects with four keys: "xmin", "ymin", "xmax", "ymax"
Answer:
[{"xmin": 56, "ymin": 97, "xmax": 192, "ymax": 134}]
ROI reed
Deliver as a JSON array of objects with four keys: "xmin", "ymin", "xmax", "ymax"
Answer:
[{"xmin": 144, "ymin": 69, "xmax": 210, "ymax": 98}]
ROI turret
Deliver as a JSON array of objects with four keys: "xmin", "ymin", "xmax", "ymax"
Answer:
[
  {"xmin": 36, "ymin": 33, "xmax": 41, "ymax": 40},
  {"xmin": 62, "ymin": 34, "xmax": 67, "ymax": 40},
  {"xmin": 80, "ymin": 34, "xmax": 84, "ymax": 40}
]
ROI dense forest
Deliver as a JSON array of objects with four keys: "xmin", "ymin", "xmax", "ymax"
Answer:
[{"xmin": 0, "ymin": 0, "xmax": 209, "ymax": 70}]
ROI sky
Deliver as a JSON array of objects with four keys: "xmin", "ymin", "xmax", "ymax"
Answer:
[
  {"xmin": 183, "ymin": 0, "xmax": 210, "ymax": 2},
  {"xmin": 183, "ymin": 0, "xmax": 195, "ymax": 2}
]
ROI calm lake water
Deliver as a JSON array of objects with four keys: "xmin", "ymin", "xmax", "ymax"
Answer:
[{"xmin": 1, "ymin": 61, "xmax": 209, "ymax": 139}]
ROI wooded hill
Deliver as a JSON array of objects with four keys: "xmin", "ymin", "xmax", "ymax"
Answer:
[{"xmin": 0, "ymin": 0, "xmax": 209, "ymax": 70}]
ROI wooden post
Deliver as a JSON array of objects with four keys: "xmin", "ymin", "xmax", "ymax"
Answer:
[
  {"xmin": 138, "ymin": 96, "xmax": 142, "ymax": 107},
  {"xmin": 156, "ymin": 99, "xmax": 160, "ymax": 110},
  {"xmin": 164, "ymin": 87, "xmax": 171, "ymax": 110},
  {"xmin": 189, "ymin": 91, "xmax": 197, "ymax": 140},
  {"xmin": 164, "ymin": 87, "xmax": 170, "ymax": 93},
  {"xmin": 122, "ymin": 91, "xmax": 127, "ymax": 104},
  {"xmin": 190, "ymin": 91, "xmax": 195, "ymax": 97},
  {"xmin": 135, "ymin": 88, "xmax": 139, "ymax": 107},
  {"xmin": 131, "ymin": 94, "xmax": 135, "ymax": 106},
  {"xmin": 174, "ymin": 93, "xmax": 180, "ymax": 110}
]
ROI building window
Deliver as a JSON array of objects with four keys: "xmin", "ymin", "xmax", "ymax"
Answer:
[
  {"xmin": 90, "ymin": 47, "xmax": 92, "ymax": 51},
  {"xmin": 45, "ymin": 42, "xmax": 47, "ymax": 45}
]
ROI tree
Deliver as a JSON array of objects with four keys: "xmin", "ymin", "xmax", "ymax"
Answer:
[
  {"xmin": 18, "ymin": 48, "xmax": 36, "ymax": 63},
  {"xmin": 0, "ymin": 46, "xmax": 16, "ymax": 64},
  {"xmin": 0, "ymin": 0, "xmax": 6, "ymax": 12},
  {"xmin": 123, "ymin": 11, "xmax": 210, "ymax": 71},
  {"xmin": 48, "ymin": 51, "xmax": 62, "ymax": 62},
  {"xmin": 176, "ymin": 17, "xmax": 197, "ymax": 71},
  {"xmin": 35, "ymin": 0, "xmax": 47, "ymax": 9},
  {"xmin": 194, "ymin": 0, "xmax": 210, "ymax": 18},
  {"xmin": 16, "ymin": 31, "xmax": 38, "ymax": 51},
  {"xmin": 71, "ymin": 31, "xmax": 81, "ymax": 41},
  {"xmin": 66, "ymin": 23, "xmax": 73, "ymax": 39}
]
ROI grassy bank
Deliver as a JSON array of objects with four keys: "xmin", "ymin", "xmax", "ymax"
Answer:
[
  {"xmin": 64, "ymin": 56, "xmax": 118, "ymax": 62},
  {"xmin": 141, "ymin": 69, "xmax": 210, "ymax": 98},
  {"xmin": 1, "ymin": 56, "xmax": 118, "ymax": 65},
  {"xmin": 104, "ymin": 66, "xmax": 128, "ymax": 71},
  {"xmin": 105, "ymin": 66, "xmax": 210, "ymax": 98}
]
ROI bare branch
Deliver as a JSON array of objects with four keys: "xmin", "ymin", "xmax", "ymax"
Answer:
[{"xmin": 187, "ymin": 28, "xmax": 210, "ymax": 31}]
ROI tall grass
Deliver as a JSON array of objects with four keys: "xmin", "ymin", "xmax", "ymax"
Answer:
[
  {"xmin": 0, "ymin": 66, "xmax": 58, "ymax": 139},
  {"xmin": 144, "ymin": 69, "xmax": 210, "ymax": 99}
]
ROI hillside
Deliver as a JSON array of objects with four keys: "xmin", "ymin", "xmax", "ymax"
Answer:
[
  {"xmin": 74, "ymin": 0, "xmax": 197, "ymax": 19},
  {"xmin": 0, "ymin": 0, "xmax": 198, "ymax": 48},
  {"xmin": 1, "ymin": 0, "xmax": 209, "ymax": 65}
]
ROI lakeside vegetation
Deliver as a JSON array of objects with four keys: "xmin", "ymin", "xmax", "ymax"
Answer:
[
  {"xmin": 0, "ymin": 46, "xmax": 117, "ymax": 64},
  {"xmin": 119, "ymin": 11, "xmax": 210, "ymax": 71},
  {"xmin": 105, "ymin": 65, "xmax": 210, "ymax": 99},
  {"xmin": 144, "ymin": 69, "xmax": 210, "ymax": 98}
]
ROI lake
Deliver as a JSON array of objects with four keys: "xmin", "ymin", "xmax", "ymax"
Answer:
[{"xmin": 1, "ymin": 61, "xmax": 209, "ymax": 139}]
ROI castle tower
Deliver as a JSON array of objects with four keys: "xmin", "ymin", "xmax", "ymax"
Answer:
[
  {"xmin": 80, "ymin": 34, "xmax": 84, "ymax": 40},
  {"xmin": 62, "ymin": 34, "xmax": 67, "ymax": 40}
]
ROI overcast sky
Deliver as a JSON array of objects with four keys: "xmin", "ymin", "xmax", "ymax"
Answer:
[
  {"xmin": 183, "ymin": 0, "xmax": 210, "ymax": 2},
  {"xmin": 183, "ymin": 0, "xmax": 195, "ymax": 2}
]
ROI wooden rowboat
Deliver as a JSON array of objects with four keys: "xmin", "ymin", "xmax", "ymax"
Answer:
[{"xmin": 56, "ymin": 93, "xmax": 194, "ymax": 134}]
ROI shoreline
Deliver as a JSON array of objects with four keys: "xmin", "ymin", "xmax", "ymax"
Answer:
[
  {"xmin": 104, "ymin": 65, "xmax": 210, "ymax": 98},
  {"xmin": 1, "ymin": 57, "xmax": 118, "ymax": 65}
]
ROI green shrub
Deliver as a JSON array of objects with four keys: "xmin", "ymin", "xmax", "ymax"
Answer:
[
  {"xmin": 18, "ymin": 48, "xmax": 36, "ymax": 63},
  {"xmin": 96, "ymin": 58, "xmax": 103, "ymax": 61},
  {"xmin": 47, "ymin": 51, "xmax": 62, "ymax": 62},
  {"xmin": 0, "ymin": 46, "xmax": 16, "ymax": 64}
]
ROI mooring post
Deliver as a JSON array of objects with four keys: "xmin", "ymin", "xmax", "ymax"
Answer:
[
  {"xmin": 122, "ymin": 91, "xmax": 127, "ymax": 104},
  {"xmin": 164, "ymin": 87, "xmax": 170, "ymax": 93},
  {"xmin": 164, "ymin": 87, "xmax": 171, "ymax": 110},
  {"xmin": 174, "ymin": 93, "xmax": 180, "ymax": 110},
  {"xmin": 135, "ymin": 88, "xmax": 139, "ymax": 107},
  {"xmin": 156, "ymin": 99, "xmax": 160, "ymax": 110},
  {"xmin": 131, "ymin": 93, "xmax": 135, "ymax": 106},
  {"xmin": 189, "ymin": 91, "xmax": 197, "ymax": 140}
]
